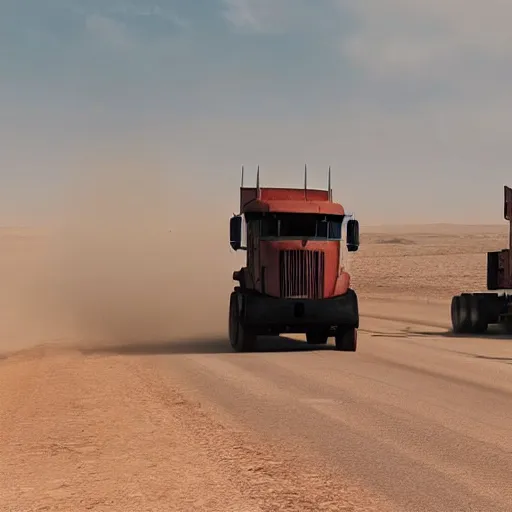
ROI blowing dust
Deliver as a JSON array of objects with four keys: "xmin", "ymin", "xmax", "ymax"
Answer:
[{"xmin": 0, "ymin": 152, "xmax": 234, "ymax": 353}]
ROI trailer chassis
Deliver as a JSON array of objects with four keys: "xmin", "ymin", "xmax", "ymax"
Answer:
[{"xmin": 451, "ymin": 186, "xmax": 512, "ymax": 334}]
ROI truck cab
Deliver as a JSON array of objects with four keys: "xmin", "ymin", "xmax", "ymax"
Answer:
[{"xmin": 228, "ymin": 171, "xmax": 360, "ymax": 352}]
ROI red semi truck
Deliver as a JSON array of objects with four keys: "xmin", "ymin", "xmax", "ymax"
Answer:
[{"xmin": 229, "ymin": 167, "xmax": 360, "ymax": 352}]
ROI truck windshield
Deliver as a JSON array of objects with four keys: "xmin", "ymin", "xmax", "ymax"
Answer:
[{"xmin": 260, "ymin": 213, "xmax": 343, "ymax": 240}]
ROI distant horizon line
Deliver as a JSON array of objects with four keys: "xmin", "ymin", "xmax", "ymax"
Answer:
[
  {"xmin": 0, "ymin": 222, "xmax": 507, "ymax": 232},
  {"xmin": 362, "ymin": 222, "xmax": 507, "ymax": 227}
]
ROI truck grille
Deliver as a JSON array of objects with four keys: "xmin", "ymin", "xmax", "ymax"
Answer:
[{"xmin": 279, "ymin": 250, "xmax": 325, "ymax": 299}]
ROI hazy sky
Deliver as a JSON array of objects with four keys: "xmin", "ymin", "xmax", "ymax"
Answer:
[{"xmin": 1, "ymin": 0, "xmax": 511, "ymax": 225}]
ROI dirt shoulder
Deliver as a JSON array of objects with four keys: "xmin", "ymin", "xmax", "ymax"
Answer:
[
  {"xmin": 0, "ymin": 345, "xmax": 389, "ymax": 512},
  {"xmin": 350, "ymin": 225, "xmax": 507, "ymax": 302}
]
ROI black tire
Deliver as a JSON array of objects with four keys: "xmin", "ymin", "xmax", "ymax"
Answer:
[
  {"xmin": 228, "ymin": 291, "xmax": 256, "ymax": 352},
  {"xmin": 468, "ymin": 295, "xmax": 488, "ymax": 333},
  {"xmin": 451, "ymin": 295, "xmax": 465, "ymax": 333},
  {"xmin": 228, "ymin": 292, "xmax": 238, "ymax": 346},
  {"xmin": 452, "ymin": 295, "xmax": 472, "ymax": 333},
  {"xmin": 334, "ymin": 327, "xmax": 357, "ymax": 352},
  {"xmin": 459, "ymin": 295, "xmax": 473, "ymax": 333},
  {"xmin": 503, "ymin": 318, "xmax": 512, "ymax": 334},
  {"xmin": 450, "ymin": 295, "xmax": 461, "ymax": 333},
  {"xmin": 306, "ymin": 331, "xmax": 329, "ymax": 345}
]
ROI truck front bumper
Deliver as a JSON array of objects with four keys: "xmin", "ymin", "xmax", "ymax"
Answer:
[{"xmin": 243, "ymin": 288, "xmax": 359, "ymax": 334}]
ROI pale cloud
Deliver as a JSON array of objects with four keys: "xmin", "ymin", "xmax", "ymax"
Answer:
[
  {"xmin": 68, "ymin": 1, "xmax": 188, "ymax": 48},
  {"xmin": 222, "ymin": 0, "xmax": 512, "ymax": 86},
  {"xmin": 85, "ymin": 14, "xmax": 132, "ymax": 49},
  {"xmin": 339, "ymin": 1, "xmax": 512, "ymax": 81},
  {"xmin": 222, "ymin": 0, "xmax": 264, "ymax": 33},
  {"xmin": 221, "ymin": 0, "xmax": 338, "ymax": 34},
  {"xmin": 96, "ymin": 3, "xmax": 189, "ymax": 29}
]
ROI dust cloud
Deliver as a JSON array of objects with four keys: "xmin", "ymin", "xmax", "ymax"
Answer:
[{"xmin": 0, "ymin": 149, "xmax": 235, "ymax": 353}]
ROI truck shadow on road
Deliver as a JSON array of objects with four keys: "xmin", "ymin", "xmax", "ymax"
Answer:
[
  {"xmin": 79, "ymin": 335, "xmax": 333, "ymax": 356},
  {"xmin": 472, "ymin": 354, "xmax": 512, "ymax": 363},
  {"xmin": 406, "ymin": 328, "xmax": 512, "ymax": 341},
  {"xmin": 367, "ymin": 326, "xmax": 512, "ymax": 342}
]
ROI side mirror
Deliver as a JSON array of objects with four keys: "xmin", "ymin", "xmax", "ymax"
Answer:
[
  {"xmin": 230, "ymin": 215, "xmax": 243, "ymax": 251},
  {"xmin": 346, "ymin": 219, "xmax": 359, "ymax": 252}
]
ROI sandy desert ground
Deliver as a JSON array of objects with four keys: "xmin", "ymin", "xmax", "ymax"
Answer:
[{"xmin": 0, "ymin": 223, "xmax": 511, "ymax": 511}]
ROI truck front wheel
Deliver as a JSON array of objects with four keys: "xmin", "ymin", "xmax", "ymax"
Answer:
[
  {"xmin": 229, "ymin": 291, "xmax": 256, "ymax": 353},
  {"xmin": 334, "ymin": 326, "xmax": 357, "ymax": 352}
]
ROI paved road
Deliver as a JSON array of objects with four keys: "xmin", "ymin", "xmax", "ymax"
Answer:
[{"xmin": 145, "ymin": 300, "xmax": 512, "ymax": 512}]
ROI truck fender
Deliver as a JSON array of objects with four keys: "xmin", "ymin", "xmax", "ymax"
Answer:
[{"xmin": 333, "ymin": 270, "xmax": 350, "ymax": 296}]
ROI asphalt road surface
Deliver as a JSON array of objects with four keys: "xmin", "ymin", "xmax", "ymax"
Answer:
[
  {"xmin": 140, "ymin": 300, "xmax": 512, "ymax": 512},
  {"xmin": 2, "ymin": 298, "xmax": 511, "ymax": 511}
]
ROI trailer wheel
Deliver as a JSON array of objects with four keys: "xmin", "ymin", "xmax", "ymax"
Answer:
[
  {"xmin": 228, "ymin": 291, "xmax": 256, "ymax": 352},
  {"xmin": 306, "ymin": 331, "xmax": 329, "ymax": 345},
  {"xmin": 450, "ymin": 295, "xmax": 461, "ymax": 332},
  {"xmin": 334, "ymin": 327, "xmax": 357, "ymax": 352},
  {"xmin": 451, "ymin": 295, "xmax": 471, "ymax": 333},
  {"xmin": 468, "ymin": 295, "xmax": 488, "ymax": 333},
  {"xmin": 503, "ymin": 318, "xmax": 512, "ymax": 334}
]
